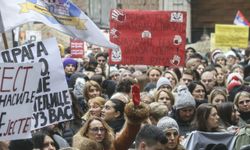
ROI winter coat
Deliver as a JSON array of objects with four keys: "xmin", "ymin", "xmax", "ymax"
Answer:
[{"xmin": 73, "ymin": 102, "xmax": 150, "ymax": 150}]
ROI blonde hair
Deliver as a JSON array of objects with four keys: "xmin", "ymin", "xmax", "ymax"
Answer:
[
  {"xmin": 155, "ymin": 89, "xmax": 175, "ymax": 105},
  {"xmin": 84, "ymin": 80, "xmax": 102, "ymax": 100},
  {"xmin": 234, "ymin": 91, "xmax": 250, "ymax": 107},
  {"xmin": 77, "ymin": 117, "xmax": 114, "ymax": 150},
  {"xmin": 208, "ymin": 87, "xmax": 228, "ymax": 104},
  {"xmin": 88, "ymin": 96, "xmax": 106, "ymax": 107}
]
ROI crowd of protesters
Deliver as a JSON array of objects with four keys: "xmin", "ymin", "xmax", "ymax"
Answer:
[{"xmin": 1, "ymin": 44, "xmax": 250, "ymax": 150}]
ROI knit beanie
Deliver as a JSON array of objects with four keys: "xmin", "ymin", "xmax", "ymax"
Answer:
[
  {"xmin": 109, "ymin": 67, "xmax": 120, "ymax": 77},
  {"xmin": 157, "ymin": 116, "xmax": 179, "ymax": 133},
  {"xmin": 225, "ymin": 50, "xmax": 237, "ymax": 58},
  {"xmin": 214, "ymin": 53, "xmax": 226, "ymax": 62},
  {"xmin": 63, "ymin": 58, "xmax": 78, "ymax": 69},
  {"xmin": 156, "ymin": 77, "xmax": 172, "ymax": 90},
  {"xmin": 174, "ymin": 85, "xmax": 196, "ymax": 110},
  {"xmin": 211, "ymin": 49, "xmax": 222, "ymax": 63}
]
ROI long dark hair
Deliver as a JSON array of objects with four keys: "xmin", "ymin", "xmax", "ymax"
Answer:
[
  {"xmin": 217, "ymin": 102, "xmax": 237, "ymax": 126},
  {"xmin": 32, "ymin": 131, "xmax": 59, "ymax": 150},
  {"xmin": 109, "ymin": 99, "xmax": 125, "ymax": 119}
]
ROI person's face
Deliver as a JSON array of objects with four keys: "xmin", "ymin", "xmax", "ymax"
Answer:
[
  {"xmin": 89, "ymin": 101, "xmax": 102, "ymax": 117},
  {"xmin": 164, "ymin": 73, "xmax": 176, "ymax": 88},
  {"xmin": 149, "ymin": 69, "xmax": 161, "ymax": 83},
  {"xmin": 186, "ymin": 49, "xmax": 195, "ymax": 59},
  {"xmin": 226, "ymin": 56, "xmax": 236, "ymax": 66},
  {"xmin": 165, "ymin": 129, "xmax": 179, "ymax": 150},
  {"xmin": 97, "ymin": 56, "xmax": 106, "ymax": 66},
  {"xmin": 111, "ymin": 74, "xmax": 120, "ymax": 82},
  {"xmin": 216, "ymin": 68, "xmax": 225, "ymax": 84},
  {"xmin": 212, "ymin": 94, "xmax": 225, "ymax": 105},
  {"xmin": 64, "ymin": 64, "xmax": 76, "ymax": 75},
  {"xmin": 237, "ymin": 95, "xmax": 250, "ymax": 112},
  {"xmin": 201, "ymin": 72, "xmax": 215, "ymax": 93},
  {"xmin": 196, "ymin": 64, "xmax": 205, "ymax": 75},
  {"xmin": 121, "ymin": 71, "xmax": 132, "ymax": 80},
  {"xmin": 231, "ymin": 105, "xmax": 240, "ymax": 125},
  {"xmin": 43, "ymin": 135, "xmax": 56, "ymax": 150},
  {"xmin": 233, "ymin": 67, "xmax": 244, "ymax": 78},
  {"xmin": 207, "ymin": 107, "xmax": 219, "ymax": 131},
  {"xmin": 157, "ymin": 91, "xmax": 172, "ymax": 110},
  {"xmin": 95, "ymin": 66, "xmax": 103, "ymax": 75},
  {"xmin": 186, "ymin": 58, "xmax": 201, "ymax": 70},
  {"xmin": 178, "ymin": 106, "xmax": 195, "ymax": 122},
  {"xmin": 101, "ymin": 101, "xmax": 120, "ymax": 122},
  {"xmin": 180, "ymin": 74, "xmax": 193, "ymax": 86},
  {"xmin": 138, "ymin": 141, "xmax": 165, "ymax": 150},
  {"xmin": 215, "ymin": 58, "xmax": 226, "ymax": 66},
  {"xmin": 192, "ymin": 84, "xmax": 205, "ymax": 101},
  {"xmin": 86, "ymin": 119, "xmax": 106, "ymax": 143},
  {"xmin": 88, "ymin": 86, "xmax": 101, "ymax": 99}
]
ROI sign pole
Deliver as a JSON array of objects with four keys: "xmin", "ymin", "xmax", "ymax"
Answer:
[{"xmin": 2, "ymin": 33, "xmax": 9, "ymax": 49}]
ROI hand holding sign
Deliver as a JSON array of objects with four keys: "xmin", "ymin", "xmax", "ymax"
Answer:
[
  {"xmin": 111, "ymin": 9, "xmax": 126, "ymax": 22},
  {"xmin": 132, "ymin": 84, "xmax": 140, "ymax": 106}
]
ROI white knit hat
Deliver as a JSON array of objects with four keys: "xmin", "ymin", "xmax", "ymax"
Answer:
[
  {"xmin": 157, "ymin": 116, "xmax": 179, "ymax": 133},
  {"xmin": 174, "ymin": 85, "xmax": 196, "ymax": 110},
  {"xmin": 156, "ymin": 77, "xmax": 172, "ymax": 90}
]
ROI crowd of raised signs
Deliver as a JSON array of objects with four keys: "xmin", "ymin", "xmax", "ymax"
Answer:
[{"xmin": 1, "ymin": 45, "xmax": 250, "ymax": 150}]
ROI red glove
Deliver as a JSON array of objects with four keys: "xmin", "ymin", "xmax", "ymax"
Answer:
[{"xmin": 132, "ymin": 84, "xmax": 140, "ymax": 106}]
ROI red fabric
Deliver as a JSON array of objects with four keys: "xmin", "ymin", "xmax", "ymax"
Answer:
[
  {"xmin": 109, "ymin": 9, "xmax": 186, "ymax": 66},
  {"xmin": 227, "ymin": 80, "xmax": 241, "ymax": 92},
  {"xmin": 132, "ymin": 84, "xmax": 140, "ymax": 106}
]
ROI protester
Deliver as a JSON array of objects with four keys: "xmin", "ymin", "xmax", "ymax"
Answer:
[
  {"xmin": 208, "ymin": 87, "xmax": 228, "ymax": 105},
  {"xmin": 154, "ymin": 89, "xmax": 175, "ymax": 112},
  {"xmin": 101, "ymin": 99, "xmax": 126, "ymax": 133},
  {"xmin": 157, "ymin": 116, "xmax": 185, "ymax": 150},
  {"xmin": 216, "ymin": 102, "xmax": 240, "ymax": 131},
  {"xmin": 135, "ymin": 125, "xmax": 168, "ymax": 150},
  {"xmin": 149, "ymin": 102, "xmax": 169, "ymax": 125},
  {"xmin": 192, "ymin": 103, "xmax": 223, "ymax": 132},
  {"xmin": 83, "ymin": 80, "xmax": 102, "ymax": 102},
  {"xmin": 73, "ymin": 102, "xmax": 150, "ymax": 150},
  {"xmin": 32, "ymin": 131, "xmax": 59, "ymax": 150},
  {"xmin": 163, "ymin": 70, "xmax": 179, "ymax": 89},
  {"xmin": 234, "ymin": 91, "xmax": 250, "ymax": 124},
  {"xmin": 171, "ymin": 85, "xmax": 196, "ymax": 136},
  {"xmin": 187, "ymin": 81, "xmax": 207, "ymax": 107},
  {"xmin": 63, "ymin": 58, "xmax": 78, "ymax": 88}
]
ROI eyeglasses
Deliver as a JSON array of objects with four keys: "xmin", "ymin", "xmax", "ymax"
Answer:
[
  {"xmin": 238, "ymin": 100, "xmax": 250, "ymax": 105},
  {"xmin": 89, "ymin": 127, "xmax": 106, "ymax": 133}
]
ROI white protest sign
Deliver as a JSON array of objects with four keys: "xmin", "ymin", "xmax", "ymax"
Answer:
[
  {"xmin": 0, "ymin": 38, "xmax": 74, "ymax": 129},
  {"xmin": 0, "ymin": 63, "xmax": 41, "ymax": 140}
]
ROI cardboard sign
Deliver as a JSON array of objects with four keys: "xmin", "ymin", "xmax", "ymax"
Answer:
[
  {"xmin": 215, "ymin": 24, "xmax": 249, "ymax": 48},
  {"xmin": 0, "ymin": 38, "xmax": 74, "ymax": 129},
  {"xmin": 109, "ymin": 9, "xmax": 186, "ymax": 66},
  {"xmin": 0, "ymin": 63, "xmax": 41, "ymax": 140},
  {"xmin": 70, "ymin": 38, "xmax": 84, "ymax": 58}
]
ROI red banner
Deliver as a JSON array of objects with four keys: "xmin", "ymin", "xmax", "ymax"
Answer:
[
  {"xmin": 70, "ymin": 38, "xmax": 84, "ymax": 58},
  {"xmin": 109, "ymin": 10, "xmax": 186, "ymax": 66}
]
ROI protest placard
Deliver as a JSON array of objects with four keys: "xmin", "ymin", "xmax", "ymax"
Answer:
[
  {"xmin": 0, "ymin": 63, "xmax": 41, "ymax": 140},
  {"xmin": 109, "ymin": 10, "xmax": 186, "ymax": 66},
  {"xmin": 215, "ymin": 24, "xmax": 249, "ymax": 48},
  {"xmin": 0, "ymin": 38, "xmax": 74, "ymax": 129},
  {"xmin": 70, "ymin": 38, "xmax": 84, "ymax": 58}
]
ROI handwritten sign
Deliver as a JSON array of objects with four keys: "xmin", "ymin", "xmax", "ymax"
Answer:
[
  {"xmin": 109, "ymin": 10, "xmax": 186, "ymax": 66},
  {"xmin": 215, "ymin": 24, "xmax": 249, "ymax": 48},
  {"xmin": 0, "ymin": 63, "xmax": 41, "ymax": 140},
  {"xmin": 0, "ymin": 38, "xmax": 74, "ymax": 130}
]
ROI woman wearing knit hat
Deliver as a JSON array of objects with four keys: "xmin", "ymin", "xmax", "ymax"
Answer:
[
  {"xmin": 63, "ymin": 58, "xmax": 78, "ymax": 88},
  {"xmin": 170, "ymin": 85, "xmax": 196, "ymax": 137},
  {"xmin": 157, "ymin": 116, "xmax": 185, "ymax": 150}
]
